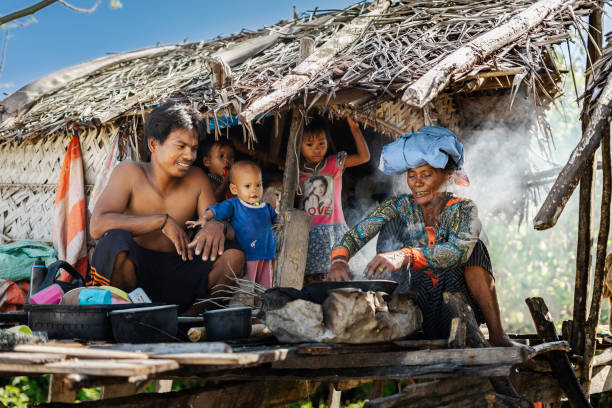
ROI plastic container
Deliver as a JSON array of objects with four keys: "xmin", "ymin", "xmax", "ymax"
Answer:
[
  {"xmin": 29, "ymin": 284, "xmax": 64, "ymax": 304},
  {"xmin": 24, "ymin": 303, "xmax": 163, "ymax": 341},
  {"xmin": 78, "ymin": 289, "xmax": 112, "ymax": 305},
  {"xmin": 27, "ymin": 258, "xmax": 47, "ymax": 302}
]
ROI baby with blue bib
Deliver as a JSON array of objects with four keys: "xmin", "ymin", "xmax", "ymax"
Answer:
[{"xmin": 188, "ymin": 161, "xmax": 277, "ymax": 287}]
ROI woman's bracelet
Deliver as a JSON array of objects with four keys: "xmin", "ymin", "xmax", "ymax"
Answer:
[
  {"xmin": 331, "ymin": 257, "xmax": 348, "ymax": 265},
  {"xmin": 160, "ymin": 214, "xmax": 169, "ymax": 231},
  {"xmin": 400, "ymin": 248, "xmax": 412, "ymax": 267}
]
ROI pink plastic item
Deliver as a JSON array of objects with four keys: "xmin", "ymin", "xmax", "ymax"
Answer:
[{"xmin": 29, "ymin": 284, "xmax": 64, "ymax": 304}]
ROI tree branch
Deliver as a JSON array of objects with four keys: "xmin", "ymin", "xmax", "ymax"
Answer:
[
  {"xmin": 58, "ymin": 0, "xmax": 101, "ymax": 14},
  {"xmin": 0, "ymin": 0, "xmax": 59, "ymax": 27}
]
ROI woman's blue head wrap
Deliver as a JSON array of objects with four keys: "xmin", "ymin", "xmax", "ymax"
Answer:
[{"xmin": 380, "ymin": 126, "xmax": 464, "ymax": 175}]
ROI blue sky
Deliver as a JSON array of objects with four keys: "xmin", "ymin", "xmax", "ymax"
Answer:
[
  {"xmin": 1, "ymin": 1, "xmax": 610, "ymax": 97},
  {"xmin": 1, "ymin": 0, "xmax": 355, "ymax": 95}
]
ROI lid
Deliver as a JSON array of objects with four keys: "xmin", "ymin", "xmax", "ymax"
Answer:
[
  {"xmin": 203, "ymin": 306, "xmax": 252, "ymax": 316},
  {"xmin": 109, "ymin": 304, "xmax": 177, "ymax": 315}
]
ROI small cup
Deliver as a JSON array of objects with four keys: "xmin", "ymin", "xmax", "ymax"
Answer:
[
  {"xmin": 29, "ymin": 284, "xmax": 64, "ymax": 304},
  {"xmin": 78, "ymin": 289, "xmax": 112, "ymax": 305}
]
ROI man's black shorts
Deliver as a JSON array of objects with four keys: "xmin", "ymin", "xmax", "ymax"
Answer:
[{"xmin": 88, "ymin": 229, "xmax": 243, "ymax": 309}]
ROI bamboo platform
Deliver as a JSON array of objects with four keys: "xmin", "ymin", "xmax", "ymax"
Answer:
[{"xmin": 0, "ymin": 336, "xmax": 608, "ymax": 407}]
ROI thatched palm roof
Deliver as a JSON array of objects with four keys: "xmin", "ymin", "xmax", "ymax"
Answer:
[
  {"xmin": 585, "ymin": 31, "xmax": 612, "ymax": 108},
  {"xmin": 0, "ymin": 0, "xmax": 597, "ymax": 143}
]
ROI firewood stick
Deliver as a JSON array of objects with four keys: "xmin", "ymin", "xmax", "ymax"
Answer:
[
  {"xmin": 187, "ymin": 324, "xmax": 271, "ymax": 343},
  {"xmin": 188, "ymin": 327, "xmax": 206, "ymax": 342}
]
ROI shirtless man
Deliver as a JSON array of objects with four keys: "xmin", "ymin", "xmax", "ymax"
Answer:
[{"xmin": 89, "ymin": 101, "xmax": 245, "ymax": 311}]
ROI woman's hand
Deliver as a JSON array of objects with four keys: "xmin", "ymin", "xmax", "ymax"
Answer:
[
  {"xmin": 365, "ymin": 250, "xmax": 410, "ymax": 278},
  {"xmin": 162, "ymin": 216, "xmax": 193, "ymax": 261},
  {"xmin": 327, "ymin": 260, "xmax": 350, "ymax": 281},
  {"xmin": 188, "ymin": 219, "xmax": 225, "ymax": 261}
]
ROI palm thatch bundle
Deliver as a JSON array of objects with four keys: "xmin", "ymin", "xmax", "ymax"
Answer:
[
  {"xmin": 584, "ymin": 31, "xmax": 612, "ymax": 112},
  {"xmin": 0, "ymin": 0, "xmax": 598, "ymax": 144}
]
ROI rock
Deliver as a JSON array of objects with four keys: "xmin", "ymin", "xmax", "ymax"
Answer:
[
  {"xmin": 265, "ymin": 299, "xmax": 333, "ymax": 343},
  {"xmin": 265, "ymin": 289, "xmax": 422, "ymax": 344}
]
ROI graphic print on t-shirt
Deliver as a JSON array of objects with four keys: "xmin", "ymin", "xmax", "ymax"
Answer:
[{"xmin": 302, "ymin": 174, "xmax": 334, "ymax": 218}]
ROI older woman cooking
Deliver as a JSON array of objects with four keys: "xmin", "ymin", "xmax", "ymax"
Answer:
[{"xmin": 328, "ymin": 126, "xmax": 513, "ymax": 346}]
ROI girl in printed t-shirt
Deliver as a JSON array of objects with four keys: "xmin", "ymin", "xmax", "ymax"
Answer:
[{"xmin": 299, "ymin": 117, "xmax": 370, "ymax": 283}]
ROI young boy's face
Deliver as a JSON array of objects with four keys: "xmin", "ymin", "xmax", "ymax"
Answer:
[
  {"xmin": 230, "ymin": 167, "xmax": 263, "ymax": 205},
  {"xmin": 203, "ymin": 144, "xmax": 234, "ymax": 177}
]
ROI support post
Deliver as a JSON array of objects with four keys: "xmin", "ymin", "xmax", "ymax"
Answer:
[
  {"xmin": 328, "ymin": 385, "xmax": 342, "ymax": 408},
  {"xmin": 48, "ymin": 374, "xmax": 77, "ymax": 403},
  {"xmin": 572, "ymin": 5, "xmax": 604, "ymax": 358},
  {"xmin": 274, "ymin": 110, "xmax": 304, "ymax": 287},
  {"xmin": 572, "ymin": 155, "xmax": 595, "ymax": 356},
  {"xmin": 582, "ymin": 121, "xmax": 611, "ymax": 393},
  {"xmin": 525, "ymin": 297, "xmax": 591, "ymax": 407}
]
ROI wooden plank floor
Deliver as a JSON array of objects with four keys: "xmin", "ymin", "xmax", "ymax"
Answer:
[{"xmin": 0, "ymin": 340, "xmax": 570, "ymax": 381}]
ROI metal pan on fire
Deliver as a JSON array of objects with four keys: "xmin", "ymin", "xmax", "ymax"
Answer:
[{"xmin": 301, "ymin": 280, "xmax": 398, "ymax": 304}]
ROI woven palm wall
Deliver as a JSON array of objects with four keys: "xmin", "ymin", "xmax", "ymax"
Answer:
[{"xmin": 0, "ymin": 127, "xmax": 114, "ymax": 243}]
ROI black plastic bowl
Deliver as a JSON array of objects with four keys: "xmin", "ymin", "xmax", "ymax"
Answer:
[
  {"xmin": 24, "ymin": 303, "xmax": 164, "ymax": 341},
  {"xmin": 110, "ymin": 304, "xmax": 178, "ymax": 343},
  {"xmin": 203, "ymin": 306, "xmax": 252, "ymax": 341}
]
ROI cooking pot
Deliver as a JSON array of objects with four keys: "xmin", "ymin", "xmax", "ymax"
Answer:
[
  {"xmin": 203, "ymin": 306, "xmax": 252, "ymax": 341},
  {"xmin": 301, "ymin": 280, "xmax": 399, "ymax": 304},
  {"xmin": 110, "ymin": 304, "xmax": 178, "ymax": 343}
]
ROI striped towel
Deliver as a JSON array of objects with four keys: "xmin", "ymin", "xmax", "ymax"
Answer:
[{"xmin": 52, "ymin": 131, "xmax": 88, "ymax": 280}]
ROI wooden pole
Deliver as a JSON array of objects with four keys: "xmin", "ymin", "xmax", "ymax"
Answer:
[
  {"xmin": 239, "ymin": 0, "xmax": 391, "ymax": 124},
  {"xmin": 525, "ymin": 297, "xmax": 592, "ymax": 408},
  {"xmin": 582, "ymin": 121, "xmax": 611, "ymax": 393},
  {"xmin": 274, "ymin": 110, "xmax": 305, "ymax": 287},
  {"xmin": 532, "ymin": 8, "xmax": 609, "ymax": 230},
  {"xmin": 571, "ymin": 158, "xmax": 596, "ymax": 356},
  {"xmin": 570, "ymin": 7, "xmax": 604, "ymax": 358},
  {"xmin": 279, "ymin": 110, "xmax": 303, "ymax": 216},
  {"xmin": 401, "ymin": 0, "xmax": 568, "ymax": 109}
]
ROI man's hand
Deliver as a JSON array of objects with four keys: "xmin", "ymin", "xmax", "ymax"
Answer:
[
  {"xmin": 161, "ymin": 216, "xmax": 193, "ymax": 261},
  {"xmin": 364, "ymin": 250, "xmax": 409, "ymax": 278},
  {"xmin": 327, "ymin": 260, "xmax": 350, "ymax": 281},
  {"xmin": 188, "ymin": 219, "xmax": 225, "ymax": 261}
]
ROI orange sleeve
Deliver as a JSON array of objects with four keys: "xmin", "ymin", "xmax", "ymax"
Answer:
[
  {"xmin": 331, "ymin": 247, "xmax": 349, "ymax": 260},
  {"xmin": 401, "ymin": 248, "xmax": 427, "ymax": 270}
]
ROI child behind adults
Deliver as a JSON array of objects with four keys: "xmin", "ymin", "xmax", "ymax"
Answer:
[
  {"xmin": 188, "ymin": 161, "xmax": 277, "ymax": 287},
  {"xmin": 197, "ymin": 138, "xmax": 235, "ymax": 202},
  {"xmin": 299, "ymin": 116, "xmax": 370, "ymax": 283}
]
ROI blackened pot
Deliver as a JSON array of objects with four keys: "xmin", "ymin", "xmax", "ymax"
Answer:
[
  {"xmin": 203, "ymin": 307, "xmax": 252, "ymax": 341},
  {"xmin": 110, "ymin": 304, "xmax": 178, "ymax": 343}
]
